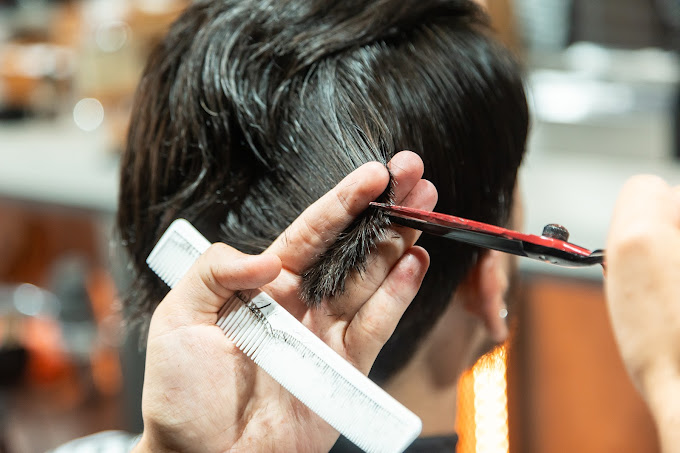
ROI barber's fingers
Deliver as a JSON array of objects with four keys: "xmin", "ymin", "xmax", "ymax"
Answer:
[
  {"xmin": 608, "ymin": 175, "xmax": 680, "ymax": 246},
  {"xmin": 388, "ymin": 151, "xmax": 425, "ymax": 203},
  {"xmin": 371, "ymin": 151, "xmax": 433, "ymax": 266},
  {"xmin": 605, "ymin": 175, "xmax": 680, "ymax": 330},
  {"xmin": 265, "ymin": 162, "xmax": 388, "ymax": 274},
  {"xmin": 154, "ymin": 243, "xmax": 282, "ymax": 328},
  {"xmin": 606, "ymin": 174, "xmax": 680, "ymax": 290},
  {"xmin": 331, "ymin": 178, "xmax": 436, "ymax": 315},
  {"xmin": 343, "ymin": 246, "xmax": 430, "ymax": 373},
  {"xmin": 605, "ymin": 176, "xmax": 680, "ymax": 390},
  {"xmin": 607, "ymin": 175, "xmax": 680, "ymax": 272},
  {"xmin": 265, "ymin": 151, "xmax": 424, "ymax": 274}
]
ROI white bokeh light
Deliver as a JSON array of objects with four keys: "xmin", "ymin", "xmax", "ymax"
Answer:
[
  {"xmin": 96, "ymin": 21, "xmax": 130, "ymax": 53},
  {"xmin": 73, "ymin": 98, "xmax": 105, "ymax": 131}
]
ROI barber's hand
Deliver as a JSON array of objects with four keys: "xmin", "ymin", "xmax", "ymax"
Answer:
[
  {"xmin": 132, "ymin": 151, "xmax": 437, "ymax": 453},
  {"xmin": 605, "ymin": 175, "xmax": 680, "ymax": 453}
]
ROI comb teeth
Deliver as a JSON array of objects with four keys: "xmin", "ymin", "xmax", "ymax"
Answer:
[
  {"xmin": 146, "ymin": 219, "xmax": 211, "ymax": 288},
  {"xmin": 216, "ymin": 293, "xmax": 422, "ymax": 453},
  {"xmin": 147, "ymin": 219, "xmax": 422, "ymax": 453}
]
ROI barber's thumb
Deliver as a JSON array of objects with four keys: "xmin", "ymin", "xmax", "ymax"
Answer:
[{"xmin": 157, "ymin": 243, "xmax": 282, "ymax": 324}]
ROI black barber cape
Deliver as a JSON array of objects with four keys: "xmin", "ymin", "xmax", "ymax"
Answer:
[{"xmin": 329, "ymin": 434, "xmax": 459, "ymax": 452}]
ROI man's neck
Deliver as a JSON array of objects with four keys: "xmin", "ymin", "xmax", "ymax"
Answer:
[
  {"xmin": 384, "ymin": 362, "xmax": 460, "ymax": 436},
  {"xmin": 382, "ymin": 299, "xmax": 486, "ymax": 436}
]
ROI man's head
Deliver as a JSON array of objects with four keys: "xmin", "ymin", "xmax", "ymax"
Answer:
[{"xmin": 117, "ymin": 0, "xmax": 528, "ymax": 383}]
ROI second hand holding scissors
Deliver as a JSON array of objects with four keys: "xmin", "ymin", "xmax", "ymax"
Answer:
[{"xmin": 370, "ymin": 202, "xmax": 605, "ymax": 268}]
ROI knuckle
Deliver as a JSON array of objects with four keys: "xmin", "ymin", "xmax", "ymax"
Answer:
[
  {"xmin": 609, "ymin": 224, "xmax": 661, "ymax": 261},
  {"xmin": 202, "ymin": 242, "xmax": 230, "ymax": 263},
  {"xmin": 196, "ymin": 243, "xmax": 237, "ymax": 296},
  {"xmin": 301, "ymin": 214, "xmax": 328, "ymax": 245},
  {"xmin": 334, "ymin": 186, "xmax": 354, "ymax": 216},
  {"xmin": 356, "ymin": 260, "xmax": 387, "ymax": 290},
  {"xmin": 626, "ymin": 174, "xmax": 666, "ymax": 189},
  {"xmin": 192, "ymin": 260, "xmax": 219, "ymax": 298},
  {"xmin": 621, "ymin": 175, "xmax": 670, "ymax": 201},
  {"xmin": 336, "ymin": 162, "xmax": 388, "ymax": 216},
  {"xmin": 382, "ymin": 281, "xmax": 407, "ymax": 308},
  {"xmin": 358, "ymin": 310, "xmax": 389, "ymax": 345}
]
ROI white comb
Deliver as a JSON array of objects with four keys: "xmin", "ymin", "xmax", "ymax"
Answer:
[{"xmin": 146, "ymin": 219, "xmax": 422, "ymax": 453}]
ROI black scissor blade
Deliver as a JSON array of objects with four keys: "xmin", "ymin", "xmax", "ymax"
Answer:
[
  {"xmin": 388, "ymin": 215, "xmax": 528, "ymax": 257},
  {"xmin": 390, "ymin": 215, "xmax": 604, "ymax": 267}
]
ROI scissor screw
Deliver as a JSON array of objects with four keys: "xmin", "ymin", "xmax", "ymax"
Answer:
[{"xmin": 542, "ymin": 224, "xmax": 569, "ymax": 241}]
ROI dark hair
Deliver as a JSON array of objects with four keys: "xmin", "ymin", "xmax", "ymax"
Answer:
[{"xmin": 117, "ymin": 0, "xmax": 528, "ymax": 382}]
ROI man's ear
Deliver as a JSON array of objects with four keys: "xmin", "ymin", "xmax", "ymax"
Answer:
[{"xmin": 460, "ymin": 250, "xmax": 509, "ymax": 343}]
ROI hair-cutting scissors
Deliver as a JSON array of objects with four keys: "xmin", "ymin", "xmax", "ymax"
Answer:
[{"xmin": 370, "ymin": 202, "xmax": 605, "ymax": 268}]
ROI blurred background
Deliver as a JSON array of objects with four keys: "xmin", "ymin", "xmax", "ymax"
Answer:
[{"xmin": 0, "ymin": 0, "xmax": 677, "ymax": 452}]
